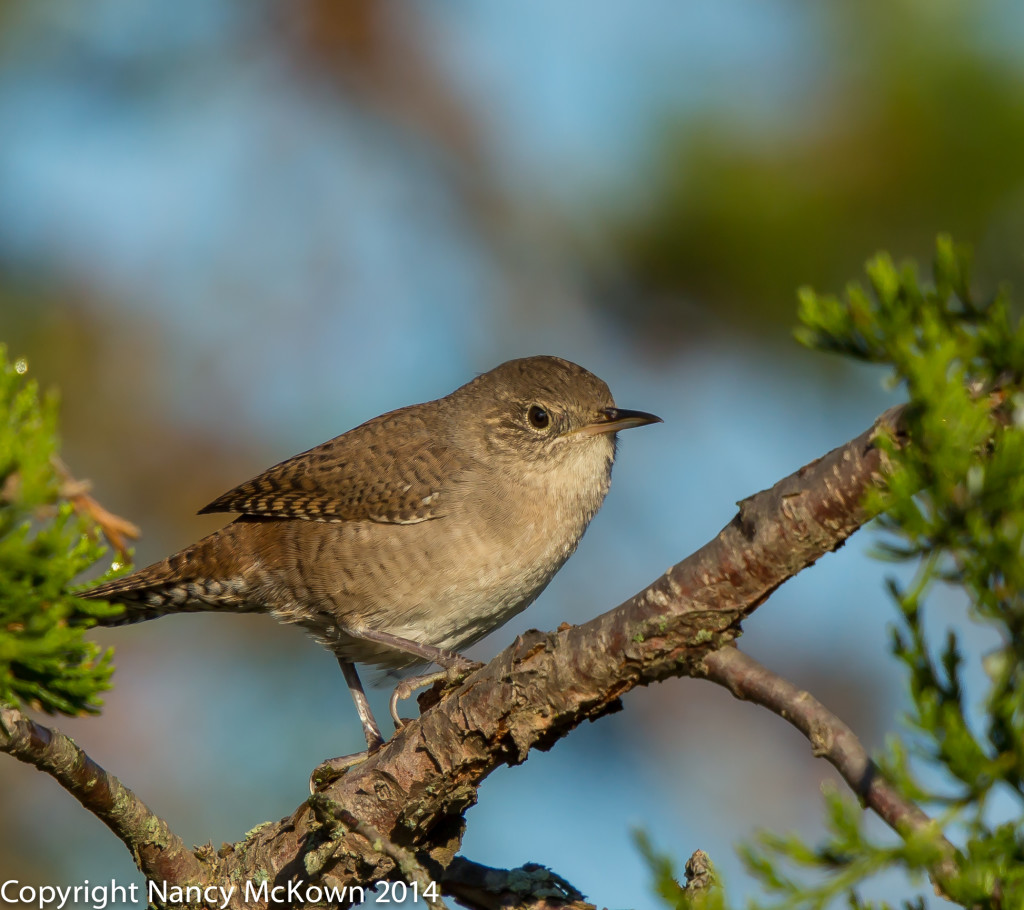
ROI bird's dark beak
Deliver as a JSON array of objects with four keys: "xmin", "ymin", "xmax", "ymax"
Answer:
[{"xmin": 575, "ymin": 407, "xmax": 663, "ymax": 437}]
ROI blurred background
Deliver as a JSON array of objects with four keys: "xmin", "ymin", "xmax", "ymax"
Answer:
[{"xmin": 2, "ymin": 1, "xmax": 1022, "ymax": 906}]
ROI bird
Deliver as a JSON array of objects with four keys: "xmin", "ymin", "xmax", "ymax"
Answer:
[{"xmin": 83, "ymin": 355, "xmax": 661, "ymax": 760}]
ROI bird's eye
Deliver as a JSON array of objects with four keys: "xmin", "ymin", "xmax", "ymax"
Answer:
[{"xmin": 527, "ymin": 405, "xmax": 550, "ymax": 429}]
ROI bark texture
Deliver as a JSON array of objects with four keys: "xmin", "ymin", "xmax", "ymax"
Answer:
[{"xmin": 2, "ymin": 405, "xmax": 915, "ymax": 909}]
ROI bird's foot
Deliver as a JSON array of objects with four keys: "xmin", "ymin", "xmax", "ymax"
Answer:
[
  {"xmin": 389, "ymin": 658, "xmax": 485, "ymax": 728},
  {"xmin": 309, "ymin": 741, "xmax": 382, "ymax": 793},
  {"xmin": 444, "ymin": 656, "xmax": 485, "ymax": 680},
  {"xmin": 309, "ymin": 754, "xmax": 361, "ymax": 793},
  {"xmin": 434, "ymin": 652, "xmax": 485, "ymax": 675}
]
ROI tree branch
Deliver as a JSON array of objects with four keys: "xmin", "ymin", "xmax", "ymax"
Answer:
[
  {"xmin": 698, "ymin": 646, "xmax": 960, "ymax": 885},
  {"xmin": 309, "ymin": 795, "xmax": 448, "ymax": 909},
  {"xmin": 214, "ymin": 406, "xmax": 906, "ymax": 902},
  {"xmin": 53, "ymin": 455, "xmax": 140, "ymax": 559},
  {"xmin": 441, "ymin": 858, "xmax": 595, "ymax": 910},
  {"xmin": 0, "ymin": 705, "xmax": 207, "ymax": 886},
  {"xmin": 5, "ymin": 404, "xmax": 909, "ymax": 907}
]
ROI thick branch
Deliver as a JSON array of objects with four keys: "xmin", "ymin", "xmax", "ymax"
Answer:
[
  {"xmin": 5, "ymin": 406, "xmax": 906, "ymax": 906},
  {"xmin": 698, "ymin": 646, "xmax": 960, "ymax": 884},
  {"xmin": 0, "ymin": 705, "xmax": 206, "ymax": 886},
  {"xmin": 441, "ymin": 858, "xmax": 595, "ymax": 910},
  {"xmin": 215, "ymin": 406, "xmax": 906, "ymax": 902},
  {"xmin": 309, "ymin": 795, "xmax": 448, "ymax": 910}
]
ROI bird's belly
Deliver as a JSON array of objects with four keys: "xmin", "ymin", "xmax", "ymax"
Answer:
[{"xmin": 281, "ymin": 514, "xmax": 579, "ymax": 669}]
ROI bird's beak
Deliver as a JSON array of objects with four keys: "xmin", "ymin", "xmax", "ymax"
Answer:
[{"xmin": 574, "ymin": 407, "xmax": 663, "ymax": 437}]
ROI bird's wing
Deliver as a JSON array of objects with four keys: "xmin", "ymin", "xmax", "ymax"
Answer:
[{"xmin": 198, "ymin": 408, "xmax": 455, "ymax": 524}]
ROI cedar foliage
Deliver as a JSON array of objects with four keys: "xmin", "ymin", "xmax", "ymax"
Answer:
[
  {"xmin": 0, "ymin": 346, "xmax": 121, "ymax": 715},
  {"xmin": 644, "ymin": 237, "xmax": 1024, "ymax": 907}
]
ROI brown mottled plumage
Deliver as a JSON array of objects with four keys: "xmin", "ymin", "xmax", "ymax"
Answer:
[
  {"xmin": 84, "ymin": 356, "xmax": 660, "ymax": 753},
  {"xmin": 197, "ymin": 409, "xmax": 452, "ymax": 524}
]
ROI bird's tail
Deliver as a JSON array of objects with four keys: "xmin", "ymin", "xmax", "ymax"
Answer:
[{"xmin": 81, "ymin": 533, "xmax": 253, "ymax": 627}]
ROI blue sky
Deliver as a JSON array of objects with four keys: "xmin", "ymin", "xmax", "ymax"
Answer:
[{"xmin": 0, "ymin": 2, "xmax": 1016, "ymax": 906}]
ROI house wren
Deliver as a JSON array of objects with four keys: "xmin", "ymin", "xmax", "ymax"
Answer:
[{"xmin": 84, "ymin": 356, "xmax": 660, "ymax": 753}]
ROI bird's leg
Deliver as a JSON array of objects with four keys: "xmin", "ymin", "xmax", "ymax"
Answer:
[
  {"xmin": 348, "ymin": 627, "xmax": 483, "ymax": 675},
  {"xmin": 310, "ymin": 659, "xmax": 385, "ymax": 793},
  {"xmin": 344, "ymin": 628, "xmax": 485, "ymax": 729},
  {"xmin": 340, "ymin": 658, "xmax": 385, "ymax": 751}
]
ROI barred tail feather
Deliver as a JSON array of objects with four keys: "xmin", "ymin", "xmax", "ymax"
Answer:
[{"xmin": 82, "ymin": 536, "xmax": 253, "ymax": 627}]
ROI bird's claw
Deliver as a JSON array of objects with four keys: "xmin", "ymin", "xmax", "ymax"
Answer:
[
  {"xmin": 309, "ymin": 747, "xmax": 377, "ymax": 793},
  {"xmin": 388, "ymin": 659, "xmax": 484, "ymax": 728}
]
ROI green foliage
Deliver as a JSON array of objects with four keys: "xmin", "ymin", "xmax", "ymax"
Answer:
[
  {"xmin": 0, "ymin": 345, "xmax": 122, "ymax": 715},
  {"xmin": 642, "ymin": 237, "xmax": 1024, "ymax": 906},
  {"xmin": 595, "ymin": 2, "xmax": 1024, "ymax": 343},
  {"xmin": 738, "ymin": 787, "xmax": 950, "ymax": 910},
  {"xmin": 635, "ymin": 831, "xmax": 724, "ymax": 910},
  {"xmin": 770, "ymin": 237, "xmax": 1024, "ymax": 905}
]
